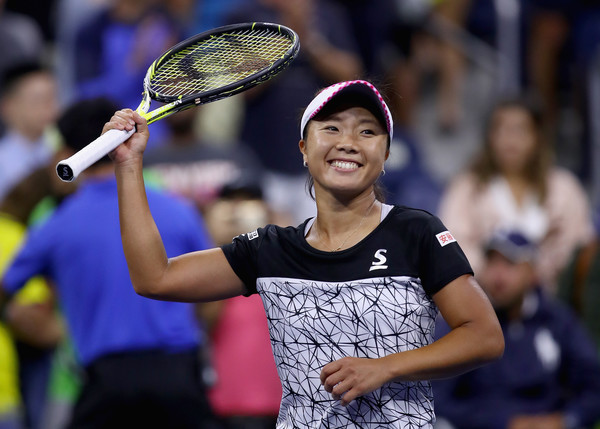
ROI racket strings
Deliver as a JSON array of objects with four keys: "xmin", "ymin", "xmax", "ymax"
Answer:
[{"xmin": 150, "ymin": 29, "xmax": 293, "ymax": 98}]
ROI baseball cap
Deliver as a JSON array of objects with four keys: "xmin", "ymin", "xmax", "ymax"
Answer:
[
  {"xmin": 484, "ymin": 229, "xmax": 538, "ymax": 264},
  {"xmin": 300, "ymin": 80, "xmax": 393, "ymax": 141}
]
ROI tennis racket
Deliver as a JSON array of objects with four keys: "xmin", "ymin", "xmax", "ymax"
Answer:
[{"xmin": 56, "ymin": 22, "xmax": 300, "ymax": 182}]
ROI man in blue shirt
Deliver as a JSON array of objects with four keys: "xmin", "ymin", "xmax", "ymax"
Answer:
[
  {"xmin": 433, "ymin": 229, "xmax": 600, "ymax": 429},
  {"xmin": 0, "ymin": 98, "xmax": 217, "ymax": 429}
]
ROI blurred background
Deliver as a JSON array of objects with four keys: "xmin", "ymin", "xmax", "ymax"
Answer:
[
  {"xmin": 1, "ymin": 0, "xmax": 600, "ymax": 428},
  {"xmin": 2, "ymin": 0, "xmax": 600, "ymax": 216}
]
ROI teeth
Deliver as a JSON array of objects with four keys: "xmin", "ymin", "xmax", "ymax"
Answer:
[{"xmin": 331, "ymin": 160, "xmax": 359, "ymax": 170}]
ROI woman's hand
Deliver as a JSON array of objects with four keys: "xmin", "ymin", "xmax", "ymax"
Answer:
[
  {"xmin": 320, "ymin": 356, "xmax": 390, "ymax": 406},
  {"xmin": 104, "ymin": 109, "xmax": 150, "ymax": 166}
]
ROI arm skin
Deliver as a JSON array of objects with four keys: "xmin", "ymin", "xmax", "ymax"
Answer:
[
  {"xmin": 0, "ymin": 287, "xmax": 63, "ymax": 349},
  {"xmin": 109, "ymin": 110, "xmax": 246, "ymax": 303},
  {"xmin": 320, "ymin": 274, "xmax": 504, "ymax": 406}
]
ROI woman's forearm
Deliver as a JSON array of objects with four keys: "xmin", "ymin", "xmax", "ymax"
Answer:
[
  {"xmin": 383, "ymin": 319, "xmax": 504, "ymax": 383},
  {"xmin": 116, "ymin": 158, "xmax": 169, "ymax": 296}
]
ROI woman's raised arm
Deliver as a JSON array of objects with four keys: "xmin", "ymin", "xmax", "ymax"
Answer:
[{"xmin": 109, "ymin": 109, "xmax": 246, "ymax": 302}]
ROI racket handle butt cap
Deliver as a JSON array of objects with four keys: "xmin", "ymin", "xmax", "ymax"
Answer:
[
  {"xmin": 54, "ymin": 128, "xmax": 135, "ymax": 182},
  {"xmin": 56, "ymin": 162, "xmax": 75, "ymax": 182}
]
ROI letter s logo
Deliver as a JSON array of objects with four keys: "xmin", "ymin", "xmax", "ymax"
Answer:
[{"xmin": 369, "ymin": 249, "xmax": 388, "ymax": 271}]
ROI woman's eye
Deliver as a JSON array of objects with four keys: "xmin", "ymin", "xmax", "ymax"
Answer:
[
  {"xmin": 361, "ymin": 129, "xmax": 374, "ymax": 135},
  {"xmin": 325, "ymin": 126, "xmax": 338, "ymax": 132}
]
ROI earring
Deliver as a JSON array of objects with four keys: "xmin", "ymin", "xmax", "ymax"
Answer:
[
  {"xmin": 303, "ymin": 160, "xmax": 308, "ymax": 168},
  {"xmin": 381, "ymin": 169, "xmax": 386, "ymax": 176}
]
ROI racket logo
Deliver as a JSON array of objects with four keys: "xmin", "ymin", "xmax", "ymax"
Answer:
[
  {"xmin": 369, "ymin": 249, "xmax": 388, "ymax": 271},
  {"xmin": 56, "ymin": 164, "xmax": 74, "ymax": 182}
]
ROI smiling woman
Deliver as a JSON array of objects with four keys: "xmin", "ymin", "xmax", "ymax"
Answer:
[
  {"xmin": 300, "ymin": 81, "xmax": 391, "ymax": 204},
  {"xmin": 104, "ymin": 79, "xmax": 504, "ymax": 429}
]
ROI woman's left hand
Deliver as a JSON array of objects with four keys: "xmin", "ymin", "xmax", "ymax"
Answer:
[{"xmin": 320, "ymin": 356, "xmax": 390, "ymax": 406}]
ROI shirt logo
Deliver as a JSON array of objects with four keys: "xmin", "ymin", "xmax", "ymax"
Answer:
[
  {"xmin": 247, "ymin": 230, "xmax": 259, "ymax": 240},
  {"xmin": 369, "ymin": 249, "xmax": 388, "ymax": 271},
  {"xmin": 436, "ymin": 231, "xmax": 456, "ymax": 247}
]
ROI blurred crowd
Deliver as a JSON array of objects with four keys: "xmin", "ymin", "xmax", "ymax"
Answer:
[{"xmin": 1, "ymin": 0, "xmax": 600, "ymax": 428}]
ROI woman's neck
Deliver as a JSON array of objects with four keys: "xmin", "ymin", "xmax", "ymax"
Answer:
[
  {"xmin": 501, "ymin": 173, "xmax": 532, "ymax": 206},
  {"xmin": 307, "ymin": 191, "xmax": 381, "ymax": 252}
]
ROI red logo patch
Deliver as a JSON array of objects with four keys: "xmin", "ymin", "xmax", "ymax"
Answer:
[{"xmin": 436, "ymin": 231, "xmax": 456, "ymax": 247}]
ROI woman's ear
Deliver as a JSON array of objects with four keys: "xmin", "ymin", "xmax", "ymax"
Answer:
[{"xmin": 299, "ymin": 139, "xmax": 307, "ymax": 161}]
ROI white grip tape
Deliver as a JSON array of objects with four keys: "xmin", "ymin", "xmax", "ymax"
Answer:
[{"xmin": 56, "ymin": 127, "xmax": 135, "ymax": 182}]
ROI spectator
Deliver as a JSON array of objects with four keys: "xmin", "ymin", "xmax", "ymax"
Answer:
[
  {"xmin": 0, "ymin": 169, "xmax": 63, "ymax": 429},
  {"xmin": 201, "ymin": 183, "xmax": 282, "ymax": 429},
  {"xmin": 438, "ymin": 96, "xmax": 595, "ymax": 290},
  {"xmin": 225, "ymin": 0, "xmax": 364, "ymax": 224},
  {"xmin": 0, "ymin": 98, "xmax": 218, "ymax": 429},
  {"xmin": 0, "ymin": 62, "xmax": 60, "ymax": 203},
  {"xmin": 433, "ymin": 229, "xmax": 600, "ymax": 429}
]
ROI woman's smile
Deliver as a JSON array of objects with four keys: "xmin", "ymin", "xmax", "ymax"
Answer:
[{"xmin": 329, "ymin": 159, "xmax": 361, "ymax": 171}]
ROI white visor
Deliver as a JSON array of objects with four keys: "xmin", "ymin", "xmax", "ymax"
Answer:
[{"xmin": 299, "ymin": 80, "xmax": 393, "ymax": 141}]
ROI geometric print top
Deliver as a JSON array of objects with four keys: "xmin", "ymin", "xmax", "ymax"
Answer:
[{"xmin": 221, "ymin": 205, "xmax": 473, "ymax": 428}]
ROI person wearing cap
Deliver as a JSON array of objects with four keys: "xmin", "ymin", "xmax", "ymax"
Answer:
[
  {"xmin": 104, "ymin": 80, "xmax": 504, "ymax": 428},
  {"xmin": 433, "ymin": 229, "xmax": 600, "ymax": 429}
]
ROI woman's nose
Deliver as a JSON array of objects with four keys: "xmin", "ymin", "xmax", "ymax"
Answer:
[{"xmin": 335, "ymin": 134, "xmax": 357, "ymax": 152}]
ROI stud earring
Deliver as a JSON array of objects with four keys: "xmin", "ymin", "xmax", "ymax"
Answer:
[{"xmin": 303, "ymin": 160, "xmax": 308, "ymax": 168}]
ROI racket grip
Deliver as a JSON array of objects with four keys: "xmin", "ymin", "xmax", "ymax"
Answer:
[{"xmin": 55, "ymin": 128, "xmax": 136, "ymax": 182}]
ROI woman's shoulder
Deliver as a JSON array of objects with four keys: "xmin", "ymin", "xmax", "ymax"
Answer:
[
  {"xmin": 389, "ymin": 204, "xmax": 435, "ymax": 219},
  {"xmin": 547, "ymin": 166, "xmax": 586, "ymax": 189},
  {"xmin": 546, "ymin": 167, "xmax": 591, "ymax": 204},
  {"xmin": 385, "ymin": 205, "xmax": 443, "ymax": 234},
  {"xmin": 241, "ymin": 222, "xmax": 304, "ymax": 244},
  {"xmin": 442, "ymin": 171, "xmax": 485, "ymax": 200}
]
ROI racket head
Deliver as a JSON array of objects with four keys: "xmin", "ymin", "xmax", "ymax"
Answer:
[{"xmin": 141, "ymin": 22, "xmax": 299, "ymax": 122}]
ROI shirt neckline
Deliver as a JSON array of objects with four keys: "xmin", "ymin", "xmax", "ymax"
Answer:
[{"xmin": 300, "ymin": 203, "xmax": 395, "ymax": 255}]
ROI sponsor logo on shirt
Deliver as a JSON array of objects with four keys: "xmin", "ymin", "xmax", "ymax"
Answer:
[
  {"xmin": 436, "ymin": 231, "xmax": 456, "ymax": 247},
  {"xmin": 369, "ymin": 249, "xmax": 388, "ymax": 271},
  {"xmin": 247, "ymin": 230, "xmax": 259, "ymax": 240}
]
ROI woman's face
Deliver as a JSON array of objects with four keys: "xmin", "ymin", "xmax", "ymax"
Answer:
[
  {"xmin": 299, "ymin": 106, "xmax": 389, "ymax": 199},
  {"xmin": 488, "ymin": 106, "xmax": 538, "ymax": 174}
]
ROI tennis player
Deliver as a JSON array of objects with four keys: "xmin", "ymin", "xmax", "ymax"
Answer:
[{"xmin": 110, "ymin": 80, "xmax": 504, "ymax": 428}]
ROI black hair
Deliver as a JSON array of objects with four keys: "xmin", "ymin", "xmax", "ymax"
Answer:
[
  {"xmin": 0, "ymin": 61, "xmax": 50, "ymax": 98},
  {"xmin": 57, "ymin": 97, "xmax": 120, "ymax": 166}
]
